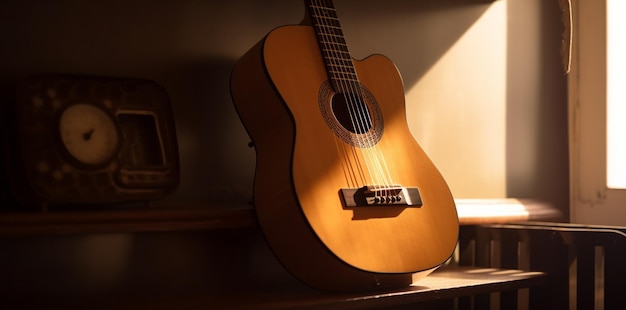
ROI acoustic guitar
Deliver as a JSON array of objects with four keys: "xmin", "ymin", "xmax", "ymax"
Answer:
[{"xmin": 230, "ymin": 0, "xmax": 459, "ymax": 292}]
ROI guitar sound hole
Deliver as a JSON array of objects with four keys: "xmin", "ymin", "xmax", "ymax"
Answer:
[{"xmin": 331, "ymin": 92, "xmax": 372, "ymax": 134}]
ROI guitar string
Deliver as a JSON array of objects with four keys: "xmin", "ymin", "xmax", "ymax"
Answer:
[
  {"xmin": 312, "ymin": 0, "xmax": 383, "ymax": 189},
  {"xmin": 323, "ymin": 2, "xmax": 372, "ymax": 153},
  {"xmin": 316, "ymin": 3, "xmax": 372, "ymax": 187},
  {"xmin": 312, "ymin": 0, "xmax": 394, "ymax": 193},
  {"xmin": 313, "ymin": 1, "xmax": 366, "ymax": 151},
  {"xmin": 311, "ymin": 0, "xmax": 366, "ymax": 188},
  {"xmin": 338, "ymin": 134, "xmax": 361, "ymax": 188},
  {"xmin": 329, "ymin": 6, "xmax": 396, "ymax": 194}
]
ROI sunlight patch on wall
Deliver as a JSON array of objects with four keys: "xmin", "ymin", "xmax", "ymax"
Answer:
[
  {"xmin": 606, "ymin": 0, "xmax": 626, "ymax": 189},
  {"xmin": 405, "ymin": 0, "xmax": 507, "ymax": 198}
]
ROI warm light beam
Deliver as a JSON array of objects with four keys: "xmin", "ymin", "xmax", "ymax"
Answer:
[
  {"xmin": 606, "ymin": 0, "xmax": 626, "ymax": 188},
  {"xmin": 406, "ymin": 1, "xmax": 507, "ymax": 198}
]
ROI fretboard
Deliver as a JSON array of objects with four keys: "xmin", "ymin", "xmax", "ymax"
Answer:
[{"xmin": 307, "ymin": 0, "xmax": 359, "ymax": 93}]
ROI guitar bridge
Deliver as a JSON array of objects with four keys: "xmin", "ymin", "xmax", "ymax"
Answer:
[{"xmin": 340, "ymin": 185, "xmax": 423, "ymax": 208}]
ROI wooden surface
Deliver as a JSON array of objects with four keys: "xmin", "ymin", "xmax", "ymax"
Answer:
[
  {"xmin": 0, "ymin": 202, "xmax": 258, "ymax": 236},
  {"xmin": 0, "ymin": 202, "xmax": 553, "ymax": 309},
  {"xmin": 120, "ymin": 266, "xmax": 546, "ymax": 309},
  {"xmin": 0, "ymin": 264, "xmax": 547, "ymax": 309}
]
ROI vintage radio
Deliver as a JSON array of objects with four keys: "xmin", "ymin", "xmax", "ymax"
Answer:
[{"xmin": 7, "ymin": 74, "xmax": 179, "ymax": 206}]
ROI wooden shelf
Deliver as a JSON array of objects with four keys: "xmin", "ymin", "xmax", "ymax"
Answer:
[
  {"xmin": 0, "ymin": 201, "xmax": 554, "ymax": 309},
  {"xmin": 120, "ymin": 266, "xmax": 547, "ymax": 309},
  {"xmin": 1, "ymin": 265, "xmax": 547, "ymax": 309},
  {"xmin": 0, "ymin": 202, "xmax": 258, "ymax": 236}
]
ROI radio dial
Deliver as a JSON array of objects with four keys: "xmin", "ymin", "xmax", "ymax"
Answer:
[{"xmin": 59, "ymin": 103, "xmax": 120, "ymax": 166}]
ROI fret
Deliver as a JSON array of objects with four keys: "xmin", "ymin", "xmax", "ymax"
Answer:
[
  {"xmin": 309, "ymin": 4, "xmax": 338, "ymax": 11},
  {"xmin": 319, "ymin": 42, "xmax": 346, "ymax": 53},
  {"xmin": 318, "ymin": 38, "xmax": 348, "ymax": 45},
  {"xmin": 323, "ymin": 57, "xmax": 353, "ymax": 65},
  {"xmin": 316, "ymin": 30, "xmax": 344, "ymax": 39},
  {"xmin": 312, "ymin": 13, "xmax": 340, "ymax": 20},
  {"xmin": 329, "ymin": 73, "xmax": 357, "ymax": 80},
  {"xmin": 308, "ymin": 0, "xmax": 359, "ymax": 91},
  {"xmin": 309, "ymin": 4, "xmax": 339, "ymax": 18},
  {"xmin": 320, "ymin": 51, "xmax": 349, "ymax": 57},
  {"xmin": 328, "ymin": 68, "xmax": 357, "ymax": 76},
  {"xmin": 328, "ymin": 68, "xmax": 358, "ymax": 77},
  {"xmin": 321, "ymin": 49, "xmax": 351, "ymax": 57},
  {"xmin": 312, "ymin": 16, "xmax": 339, "ymax": 24},
  {"xmin": 328, "ymin": 66, "xmax": 357, "ymax": 74},
  {"xmin": 323, "ymin": 58, "xmax": 352, "ymax": 67},
  {"xmin": 313, "ymin": 20, "xmax": 341, "ymax": 27},
  {"xmin": 323, "ymin": 59, "xmax": 355, "ymax": 74},
  {"xmin": 319, "ymin": 40, "xmax": 348, "ymax": 51},
  {"xmin": 329, "ymin": 73, "xmax": 359, "ymax": 83},
  {"xmin": 315, "ymin": 27, "xmax": 343, "ymax": 37},
  {"xmin": 319, "ymin": 46, "xmax": 349, "ymax": 55},
  {"xmin": 327, "ymin": 66, "xmax": 357, "ymax": 76},
  {"xmin": 328, "ymin": 69, "xmax": 356, "ymax": 76},
  {"xmin": 314, "ymin": 22, "xmax": 341, "ymax": 29},
  {"xmin": 319, "ymin": 39, "xmax": 348, "ymax": 48}
]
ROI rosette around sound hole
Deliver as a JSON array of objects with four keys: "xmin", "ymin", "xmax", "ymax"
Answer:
[{"xmin": 318, "ymin": 81, "xmax": 384, "ymax": 148}]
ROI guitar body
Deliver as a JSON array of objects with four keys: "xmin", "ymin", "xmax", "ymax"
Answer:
[{"xmin": 231, "ymin": 24, "xmax": 458, "ymax": 292}]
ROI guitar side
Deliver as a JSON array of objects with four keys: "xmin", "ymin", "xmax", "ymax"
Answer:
[{"xmin": 230, "ymin": 25, "xmax": 458, "ymax": 291}]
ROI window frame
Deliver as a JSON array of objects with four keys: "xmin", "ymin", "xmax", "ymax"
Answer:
[{"xmin": 569, "ymin": 0, "xmax": 626, "ymax": 225}]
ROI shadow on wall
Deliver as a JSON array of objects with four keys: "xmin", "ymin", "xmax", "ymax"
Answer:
[
  {"xmin": 335, "ymin": 0, "xmax": 494, "ymax": 89},
  {"xmin": 149, "ymin": 58, "xmax": 256, "ymax": 204},
  {"xmin": 505, "ymin": 0, "xmax": 569, "ymax": 217}
]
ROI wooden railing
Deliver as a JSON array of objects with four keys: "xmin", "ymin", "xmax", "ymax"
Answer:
[{"xmin": 459, "ymin": 223, "xmax": 626, "ymax": 309}]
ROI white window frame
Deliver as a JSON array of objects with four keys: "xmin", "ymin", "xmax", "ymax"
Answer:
[{"xmin": 569, "ymin": 0, "xmax": 626, "ymax": 225}]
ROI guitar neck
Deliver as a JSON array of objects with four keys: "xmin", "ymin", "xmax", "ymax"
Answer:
[{"xmin": 306, "ymin": 0, "xmax": 359, "ymax": 92}]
